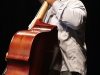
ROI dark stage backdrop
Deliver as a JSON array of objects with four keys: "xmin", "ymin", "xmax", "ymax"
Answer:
[{"xmin": 0, "ymin": 0, "xmax": 100, "ymax": 75}]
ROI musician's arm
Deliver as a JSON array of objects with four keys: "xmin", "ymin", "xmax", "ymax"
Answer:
[{"xmin": 49, "ymin": 0, "xmax": 87, "ymax": 30}]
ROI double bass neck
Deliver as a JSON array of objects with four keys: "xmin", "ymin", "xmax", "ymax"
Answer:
[{"xmin": 28, "ymin": 1, "xmax": 49, "ymax": 30}]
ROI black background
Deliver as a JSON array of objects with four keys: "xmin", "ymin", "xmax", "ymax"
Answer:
[{"xmin": 0, "ymin": 0, "xmax": 100, "ymax": 75}]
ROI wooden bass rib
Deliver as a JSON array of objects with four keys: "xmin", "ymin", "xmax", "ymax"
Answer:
[{"xmin": 5, "ymin": 1, "xmax": 61, "ymax": 75}]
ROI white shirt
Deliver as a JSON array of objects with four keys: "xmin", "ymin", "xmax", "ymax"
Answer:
[
  {"xmin": 43, "ymin": 0, "xmax": 87, "ymax": 75},
  {"xmin": 29, "ymin": 0, "xmax": 87, "ymax": 75}
]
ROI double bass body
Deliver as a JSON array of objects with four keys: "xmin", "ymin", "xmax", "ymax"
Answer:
[
  {"xmin": 5, "ymin": 1, "xmax": 61, "ymax": 75},
  {"xmin": 5, "ymin": 19, "xmax": 60, "ymax": 75}
]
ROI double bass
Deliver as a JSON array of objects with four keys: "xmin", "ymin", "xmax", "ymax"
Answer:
[{"xmin": 5, "ymin": 1, "xmax": 61, "ymax": 75}]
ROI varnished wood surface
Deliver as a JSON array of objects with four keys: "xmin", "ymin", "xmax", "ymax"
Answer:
[{"xmin": 5, "ymin": 19, "xmax": 60, "ymax": 75}]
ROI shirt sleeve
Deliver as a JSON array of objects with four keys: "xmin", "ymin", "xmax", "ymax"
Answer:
[{"xmin": 52, "ymin": 0, "xmax": 87, "ymax": 30}]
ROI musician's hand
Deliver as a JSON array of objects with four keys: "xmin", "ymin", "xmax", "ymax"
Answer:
[{"xmin": 46, "ymin": 0, "xmax": 56, "ymax": 5}]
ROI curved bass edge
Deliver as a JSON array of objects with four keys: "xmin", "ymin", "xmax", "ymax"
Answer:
[
  {"xmin": 6, "ymin": 19, "xmax": 56, "ymax": 61},
  {"xmin": 5, "ymin": 19, "xmax": 61, "ymax": 75}
]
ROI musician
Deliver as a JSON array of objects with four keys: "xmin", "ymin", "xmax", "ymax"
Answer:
[
  {"xmin": 32, "ymin": 0, "xmax": 87, "ymax": 75},
  {"xmin": 2, "ymin": 0, "xmax": 87, "ymax": 75}
]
